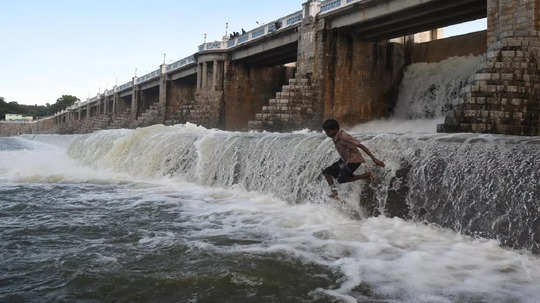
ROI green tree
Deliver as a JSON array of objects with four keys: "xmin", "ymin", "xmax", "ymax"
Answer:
[{"xmin": 0, "ymin": 95, "xmax": 80, "ymax": 120}]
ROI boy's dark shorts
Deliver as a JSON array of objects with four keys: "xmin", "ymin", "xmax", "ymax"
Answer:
[{"xmin": 323, "ymin": 159, "xmax": 361, "ymax": 184}]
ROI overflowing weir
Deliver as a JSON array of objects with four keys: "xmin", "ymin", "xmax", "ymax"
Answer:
[
  {"xmin": 61, "ymin": 124, "xmax": 539, "ymax": 253},
  {"xmin": 394, "ymin": 55, "xmax": 485, "ymax": 119},
  {"xmin": 20, "ymin": 56, "xmax": 540, "ymax": 254}
]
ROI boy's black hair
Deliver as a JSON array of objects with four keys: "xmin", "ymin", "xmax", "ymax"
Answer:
[{"xmin": 322, "ymin": 119, "xmax": 340, "ymax": 130}]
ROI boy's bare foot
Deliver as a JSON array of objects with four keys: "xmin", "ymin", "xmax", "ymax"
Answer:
[
  {"xmin": 367, "ymin": 172, "xmax": 377, "ymax": 183},
  {"xmin": 329, "ymin": 191, "xmax": 340, "ymax": 200}
]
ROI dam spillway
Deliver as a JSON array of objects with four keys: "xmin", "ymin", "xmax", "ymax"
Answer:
[
  {"xmin": 1, "ymin": 123, "xmax": 539, "ymax": 302},
  {"xmin": 2, "ymin": 0, "xmax": 539, "ymax": 137}
]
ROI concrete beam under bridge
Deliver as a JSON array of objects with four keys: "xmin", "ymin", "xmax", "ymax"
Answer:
[
  {"xmin": 233, "ymin": 42, "xmax": 298, "ymax": 66},
  {"xmin": 169, "ymin": 66, "xmax": 197, "ymax": 81},
  {"xmin": 139, "ymin": 79, "xmax": 160, "ymax": 91},
  {"xmin": 231, "ymin": 28, "xmax": 299, "ymax": 62},
  {"xmin": 326, "ymin": 0, "xmax": 486, "ymax": 40},
  {"xmin": 119, "ymin": 90, "xmax": 133, "ymax": 98}
]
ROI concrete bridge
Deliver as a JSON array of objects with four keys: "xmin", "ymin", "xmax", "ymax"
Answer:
[{"xmin": 3, "ymin": 0, "xmax": 538, "ymax": 136}]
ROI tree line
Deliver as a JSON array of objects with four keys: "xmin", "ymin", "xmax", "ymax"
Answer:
[{"xmin": 0, "ymin": 95, "xmax": 79, "ymax": 120}]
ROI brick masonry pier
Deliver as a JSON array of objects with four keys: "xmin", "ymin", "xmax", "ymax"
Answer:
[{"xmin": 438, "ymin": 0, "xmax": 540, "ymax": 136}]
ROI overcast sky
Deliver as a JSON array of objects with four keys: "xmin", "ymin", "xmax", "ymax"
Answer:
[{"xmin": 0, "ymin": 0, "xmax": 486, "ymax": 105}]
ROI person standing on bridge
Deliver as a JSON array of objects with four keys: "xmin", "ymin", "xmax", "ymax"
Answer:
[{"xmin": 321, "ymin": 119, "xmax": 386, "ymax": 199}]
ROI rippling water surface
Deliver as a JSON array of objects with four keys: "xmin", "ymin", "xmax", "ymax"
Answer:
[{"xmin": 1, "ymin": 132, "xmax": 539, "ymax": 303}]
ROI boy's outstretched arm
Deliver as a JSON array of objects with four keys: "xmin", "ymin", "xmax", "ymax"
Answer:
[{"xmin": 358, "ymin": 144, "xmax": 386, "ymax": 167}]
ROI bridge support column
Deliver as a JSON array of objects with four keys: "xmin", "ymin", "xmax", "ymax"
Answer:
[
  {"xmin": 197, "ymin": 63, "xmax": 202, "ymax": 91},
  {"xmin": 439, "ymin": 0, "xmax": 540, "ymax": 136},
  {"xmin": 296, "ymin": 0, "xmax": 321, "ymax": 79},
  {"xmin": 113, "ymin": 94, "xmax": 118, "ymax": 116},
  {"xmin": 212, "ymin": 60, "xmax": 218, "ymax": 90},
  {"xmin": 131, "ymin": 86, "xmax": 139, "ymax": 121},
  {"xmin": 202, "ymin": 62, "xmax": 208, "ymax": 89},
  {"xmin": 302, "ymin": 16, "xmax": 405, "ymax": 127},
  {"xmin": 159, "ymin": 64, "xmax": 168, "ymax": 122},
  {"xmin": 182, "ymin": 55, "xmax": 227, "ymax": 129}
]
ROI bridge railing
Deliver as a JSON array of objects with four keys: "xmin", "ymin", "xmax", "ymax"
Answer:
[
  {"xmin": 319, "ymin": 0, "xmax": 362, "ymax": 15},
  {"xmin": 136, "ymin": 69, "xmax": 160, "ymax": 85},
  {"xmin": 70, "ymin": 8, "xmax": 307, "ymax": 112},
  {"xmin": 198, "ymin": 41, "xmax": 227, "ymax": 51},
  {"xmin": 199, "ymin": 10, "xmax": 303, "ymax": 51},
  {"xmin": 166, "ymin": 55, "xmax": 196, "ymax": 73},
  {"xmin": 117, "ymin": 81, "xmax": 133, "ymax": 92}
]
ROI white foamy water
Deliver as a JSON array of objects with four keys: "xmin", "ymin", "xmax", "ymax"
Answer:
[
  {"xmin": 177, "ymin": 187, "xmax": 540, "ymax": 302},
  {"xmin": 1, "ymin": 53, "xmax": 538, "ymax": 302},
  {"xmin": 2, "ymin": 125, "xmax": 539, "ymax": 302},
  {"xmin": 348, "ymin": 55, "xmax": 484, "ymax": 134},
  {"xmin": 0, "ymin": 137, "xmax": 125, "ymax": 184},
  {"xmin": 393, "ymin": 55, "xmax": 484, "ymax": 120}
]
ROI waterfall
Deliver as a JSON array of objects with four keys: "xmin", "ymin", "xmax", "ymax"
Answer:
[
  {"xmin": 393, "ymin": 55, "xmax": 485, "ymax": 119},
  {"xmin": 65, "ymin": 124, "xmax": 540, "ymax": 253},
  {"xmin": 350, "ymin": 55, "xmax": 486, "ymax": 134}
]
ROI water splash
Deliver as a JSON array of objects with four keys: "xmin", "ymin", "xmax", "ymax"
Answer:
[
  {"xmin": 393, "ymin": 55, "xmax": 484, "ymax": 119},
  {"xmin": 61, "ymin": 124, "xmax": 540, "ymax": 252}
]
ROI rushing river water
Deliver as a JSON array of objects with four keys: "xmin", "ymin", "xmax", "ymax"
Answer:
[
  {"xmin": 1, "ymin": 126, "xmax": 539, "ymax": 303},
  {"xmin": 2, "ymin": 56, "xmax": 539, "ymax": 302}
]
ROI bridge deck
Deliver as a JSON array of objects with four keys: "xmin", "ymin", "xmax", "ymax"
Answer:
[{"xmin": 326, "ymin": 0, "xmax": 486, "ymax": 40}]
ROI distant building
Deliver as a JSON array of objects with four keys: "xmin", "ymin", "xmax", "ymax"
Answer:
[
  {"xmin": 5, "ymin": 114, "xmax": 23, "ymax": 121},
  {"xmin": 4, "ymin": 114, "xmax": 33, "ymax": 122}
]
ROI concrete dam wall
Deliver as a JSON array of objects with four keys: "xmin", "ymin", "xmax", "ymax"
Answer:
[
  {"xmin": 2, "ymin": 0, "xmax": 539, "ymax": 137},
  {"xmin": 1, "ymin": 31, "xmax": 488, "ymax": 136}
]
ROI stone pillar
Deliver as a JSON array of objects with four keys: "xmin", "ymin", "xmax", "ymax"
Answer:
[
  {"xmin": 131, "ymin": 77, "xmax": 139, "ymax": 120},
  {"xmin": 217, "ymin": 61, "xmax": 224, "ymax": 90},
  {"xmin": 487, "ymin": 0, "xmax": 539, "ymax": 47},
  {"xmin": 297, "ymin": 1, "xmax": 321, "ymax": 79},
  {"xmin": 113, "ymin": 94, "xmax": 119, "ymax": 116},
  {"xmin": 302, "ymin": 0, "xmax": 320, "ymax": 18},
  {"xmin": 439, "ymin": 0, "xmax": 540, "ymax": 136},
  {"xmin": 131, "ymin": 88, "xmax": 139, "ymax": 120},
  {"xmin": 159, "ymin": 64, "xmax": 168, "ymax": 122},
  {"xmin": 104, "ymin": 97, "xmax": 108, "ymax": 115},
  {"xmin": 202, "ymin": 61, "xmax": 208, "ymax": 89},
  {"xmin": 86, "ymin": 104, "xmax": 90, "ymax": 119},
  {"xmin": 212, "ymin": 60, "xmax": 218, "ymax": 90},
  {"xmin": 197, "ymin": 63, "xmax": 202, "ymax": 91},
  {"xmin": 430, "ymin": 29, "xmax": 439, "ymax": 41}
]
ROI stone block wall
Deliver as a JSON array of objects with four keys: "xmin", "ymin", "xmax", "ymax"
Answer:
[
  {"xmin": 108, "ymin": 109, "xmax": 132, "ymax": 129},
  {"xmin": 487, "ymin": 0, "xmax": 539, "ymax": 46},
  {"xmin": 138, "ymin": 88, "xmax": 159, "ymax": 119},
  {"xmin": 116, "ymin": 96, "xmax": 132, "ymax": 114},
  {"xmin": 439, "ymin": 0, "xmax": 540, "ymax": 135},
  {"xmin": 315, "ymin": 27, "xmax": 406, "ymax": 127},
  {"xmin": 248, "ymin": 78, "xmax": 318, "ymax": 131},
  {"xmin": 438, "ymin": 38, "xmax": 540, "ymax": 135},
  {"xmin": 165, "ymin": 77, "xmax": 196, "ymax": 121},
  {"xmin": 0, "ymin": 118, "xmax": 58, "ymax": 136},
  {"xmin": 171, "ymin": 90, "xmax": 224, "ymax": 129},
  {"xmin": 223, "ymin": 64, "xmax": 295, "ymax": 130},
  {"xmin": 411, "ymin": 31, "xmax": 487, "ymax": 64}
]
